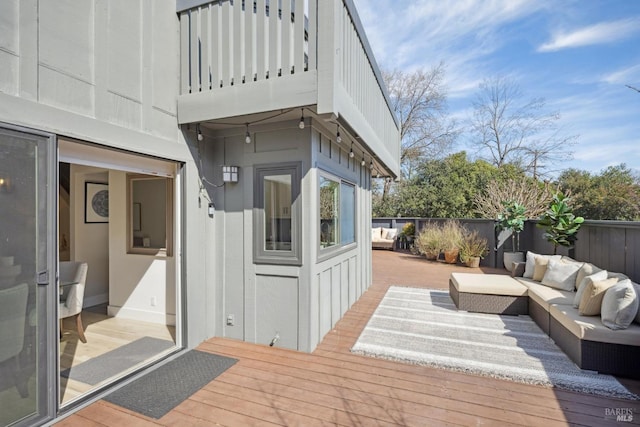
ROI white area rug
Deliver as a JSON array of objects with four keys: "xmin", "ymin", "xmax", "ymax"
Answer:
[{"xmin": 352, "ymin": 286, "xmax": 638, "ymax": 400}]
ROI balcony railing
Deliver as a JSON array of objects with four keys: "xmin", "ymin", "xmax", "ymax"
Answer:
[
  {"xmin": 177, "ymin": 0, "xmax": 400, "ymax": 177},
  {"xmin": 178, "ymin": 0, "xmax": 315, "ymax": 94}
]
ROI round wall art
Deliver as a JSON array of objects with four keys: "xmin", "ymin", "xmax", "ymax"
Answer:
[{"xmin": 85, "ymin": 182, "xmax": 109, "ymax": 223}]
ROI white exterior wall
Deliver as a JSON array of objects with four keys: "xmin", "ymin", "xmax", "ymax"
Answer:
[{"xmin": 0, "ymin": 0, "xmax": 217, "ymax": 348}]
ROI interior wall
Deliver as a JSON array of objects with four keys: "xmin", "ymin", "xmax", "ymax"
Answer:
[
  {"xmin": 108, "ymin": 170, "xmax": 176, "ymax": 325},
  {"xmin": 70, "ymin": 165, "xmax": 109, "ymax": 307}
]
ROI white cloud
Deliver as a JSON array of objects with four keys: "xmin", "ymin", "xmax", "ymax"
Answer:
[
  {"xmin": 538, "ymin": 18, "xmax": 640, "ymax": 52},
  {"xmin": 602, "ymin": 64, "xmax": 640, "ymax": 84}
]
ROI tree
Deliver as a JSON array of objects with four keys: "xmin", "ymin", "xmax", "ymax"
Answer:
[
  {"xmin": 372, "ymin": 151, "xmax": 525, "ymax": 219},
  {"xmin": 469, "ymin": 76, "xmax": 576, "ymax": 178},
  {"xmin": 473, "ymin": 178, "xmax": 556, "ymax": 220},
  {"xmin": 384, "ymin": 63, "xmax": 458, "ymax": 178},
  {"xmin": 374, "ymin": 63, "xmax": 458, "ymax": 214},
  {"xmin": 557, "ymin": 164, "xmax": 640, "ymax": 220}
]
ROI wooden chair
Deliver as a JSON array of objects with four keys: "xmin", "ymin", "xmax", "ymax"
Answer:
[{"xmin": 59, "ymin": 261, "xmax": 88, "ymax": 343}]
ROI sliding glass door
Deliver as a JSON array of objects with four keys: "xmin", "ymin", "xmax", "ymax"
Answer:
[{"xmin": 0, "ymin": 125, "xmax": 57, "ymax": 426}]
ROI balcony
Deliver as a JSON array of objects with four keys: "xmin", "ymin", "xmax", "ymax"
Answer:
[{"xmin": 176, "ymin": 0, "xmax": 400, "ymax": 177}]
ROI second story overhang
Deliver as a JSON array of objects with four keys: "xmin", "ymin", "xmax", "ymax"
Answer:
[{"xmin": 176, "ymin": 0, "xmax": 400, "ymax": 178}]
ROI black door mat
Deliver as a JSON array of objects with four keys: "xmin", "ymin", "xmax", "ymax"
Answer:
[{"xmin": 103, "ymin": 350, "xmax": 237, "ymax": 419}]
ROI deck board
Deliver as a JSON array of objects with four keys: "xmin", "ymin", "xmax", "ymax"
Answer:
[{"xmin": 56, "ymin": 251, "xmax": 640, "ymax": 426}]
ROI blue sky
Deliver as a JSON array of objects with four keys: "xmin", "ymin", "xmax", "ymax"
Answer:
[{"xmin": 352, "ymin": 0, "xmax": 640, "ymax": 176}]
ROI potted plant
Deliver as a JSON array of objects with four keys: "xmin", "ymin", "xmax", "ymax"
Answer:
[
  {"xmin": 496, "ymin": 201, "xmax": 527, "ymax": 271},
  {"xmin": 415, "ymin": 222, "xmax": 442, "ymax": 260},
  {"xmin": 537, "ymin": 192, "xmax": 584, "ymax": 254},
  {"xmin": 399, "ymin": 222, "xmax": 416, "ymax": 250},
  {"xmin": 441, "ymin": 220, "xmax": 463, "ymax": 264},
  {"xmin": 459, "ymin": 229, "xmax": 488, "ymax": 268}
]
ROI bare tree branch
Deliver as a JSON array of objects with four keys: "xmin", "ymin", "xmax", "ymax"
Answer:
[
  {"xmin": 383, "ymin": 63, "xmax": 458, "ymax": 179},
  {"xmin": 474, "ymin": 178, "xmax": 558, "ymax": 219},
  {"xmin": 469, "ymin": 76, "xmax": 577, "ymax": 177}
]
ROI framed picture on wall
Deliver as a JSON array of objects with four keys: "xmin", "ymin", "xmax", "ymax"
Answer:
[{"xmin": 85, "ymin": 182, "xmax": 109, "ymax": 223}]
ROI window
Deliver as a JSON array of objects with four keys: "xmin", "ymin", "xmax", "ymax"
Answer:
[
  {"xmin": 319, "ymin": 172, "xmax": 356, "ymax": 251},
  {"xmin": 319, "ymin": 176, "xmax": 339, "ymax": 248},
  {"xmin": 127, "ymin": 174, "xmax": 173, "ymax": 256},
  {"xmin": 254, "ymin": 163, "xmax": 301, "ymax": 265},
  {"xmin": 340, "ymin": 182, "xmax": 355, "ymax": 245}
]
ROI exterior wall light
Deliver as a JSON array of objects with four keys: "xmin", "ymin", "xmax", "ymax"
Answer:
[
  {"xmin": 222, "ymin": 166, "xmax": 239, "ymax": 183},
  {"xmin": 299, "ymin": 108, "xmax": 305, "ymax": 129}
]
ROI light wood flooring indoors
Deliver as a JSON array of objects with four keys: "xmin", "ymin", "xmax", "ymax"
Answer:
[
  {"xmin": 60, "ymin": 304, "xmax": 176, "ymax": 405},
  {"xmin": 57, "ymin": 251, "xmax": 640, "ymax": 426}
]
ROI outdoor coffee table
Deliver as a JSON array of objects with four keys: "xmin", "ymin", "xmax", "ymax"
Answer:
[{"xmin": 449, "ymin": 272, "xmax": 529, "ymax": 315}]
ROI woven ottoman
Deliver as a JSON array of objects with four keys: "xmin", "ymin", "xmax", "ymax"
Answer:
[{"xmin": 449, "ymin": 273, "xmax": 529, "ymax": 315}]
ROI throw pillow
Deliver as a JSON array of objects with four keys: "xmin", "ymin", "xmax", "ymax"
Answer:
[
  {"xmin": 601, "ymin": 279, "xmax": 639, "ymax": 330},
  {"xmin": 524, "ymin": 252, "xmax": 562, "ymax": 279},
  {"xmin": 523, "ymin": 252, "xmax": 539, "ymax": 278},
  {"xmin": 532, "ymin": 257, "xmax": 550, "ymax": 282},
  {"xmin": 541, "ymin": 259, "xmax": 583, "ymax": 291},
  {"xmin": 573, "ymin": 269, "xmax": 608, "ymax": 308},
  {"xmin": 371, "ymin": 227, "xmax": 382, "ymax": 240},
  {"xmin": 383, "ymin": 228, "xmax": 398, "ymax": 240},
  {"xmin": 575, "ymin": 263, "xmax": 603, "ymax": 291},
  {"xmin": 578, "ymin": 278, "xmax": 618, "ymax": 316}
]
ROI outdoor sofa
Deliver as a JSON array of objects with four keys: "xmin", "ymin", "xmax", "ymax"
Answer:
[
  {"xmin": 371, "ymin": 227, "xmax": 398, "ymax": 250},
  {"xmin": 449, "ymin": 252, "xmax": 640, "ymax": 379}
]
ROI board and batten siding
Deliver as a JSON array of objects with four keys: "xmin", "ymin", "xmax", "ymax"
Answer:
[
  {"xmin": 0, "ymin": 0, "xmax": 181, "ymax": 150},
  {"xmin": 308, "ymin": 125, "xmax": 372, "ymax": 351},
  {"xmin": 199, "ymin": 120, "xmax": 371, "ymax": 352}
]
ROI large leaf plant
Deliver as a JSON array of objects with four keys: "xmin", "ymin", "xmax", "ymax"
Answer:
[{"xmin": 537, "ymin": 192, "xmax": 584, "ymax": 254}]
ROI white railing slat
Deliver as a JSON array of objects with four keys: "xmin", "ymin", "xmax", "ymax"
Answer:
[
  {"xmin": 211, "ymin": 2, "xmax": 220, "ymax": 88},
  {"xmin": 233, "ymin": 0, "xmax": 243, "ymax": 85},
  {"xmin": 256, "ymin": 0, "xmax": 266, "ymax": 80},
  {"xmin": 200, "ymin": 5, "xmax": 210, "ymax": 90},
  {"xmin": 282, "ymin": 0, "xmax": 292, "ymax": 74},
  {"xmin": 292, "ymin": 0, "xmax": 303, "ymax": 73},
  {"xmin": 180, "ymin": 11, "xmax": 191, "ymax": 93},
  {"xmin": 268, "ymin": 0, "xmax": 278, "ymax": 78},
  {"xmin": 307, "ymin": 0, "xmax": 317, "ymax": 71},
  {"xmin": 244, "ymin": 0, "xmax": 254, "ymax": 82},
  {"xmin": 190, "ymin": 9, "xmax": 199, "ymax": 92},
  {"xmin": 221, "ymin": 1, "xmax": 231, "ymax": 86}
]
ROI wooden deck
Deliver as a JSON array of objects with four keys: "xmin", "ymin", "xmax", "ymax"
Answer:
[{"xmin": 57, "ymin": 251, "xmax": 640, "ymax": 426}]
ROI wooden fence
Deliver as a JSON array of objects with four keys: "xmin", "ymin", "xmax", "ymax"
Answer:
[{"xmin": 373, "ymin": 218, "xmax": 640, "ymax": 282}]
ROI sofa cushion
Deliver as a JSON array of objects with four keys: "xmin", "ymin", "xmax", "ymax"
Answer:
[
  {"xmin": 541, "ymin": 259, "xmax": 582, "ymax": 291},
  {"xmin": 550, "ymin": 304, "xmax": 640, "ymax": 346},
  {"xmin": 573, "ymin": 269, "xmax": 608, "ymax": 308},
  {"xmin": 450, "ymin": 273, "xmax": 528, "ymax": 296},
  {"xmin": 578, "ymin": 277, "xmax": 618, "ymax": 316},
  {"xmin": 382, "ymin": 227, "xmax": 398, "ymax": 240},
  {"xmin": 575, "ymin": 263, "xmax": 603, "ymax": 291},
  {"xmin": 523, "ymin": 252, "xmax": 562, "ymax": 279},
  {"xmin": 601, "ymin": 279, "xmax": 639, "ymax": 330},
  {"xmin": 516, "ymin": 278, "xmax": 574, "ymax": 310},
  {"xmin": 371, "ymin": 227, "xmax": 383, "ymax": 241}
]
